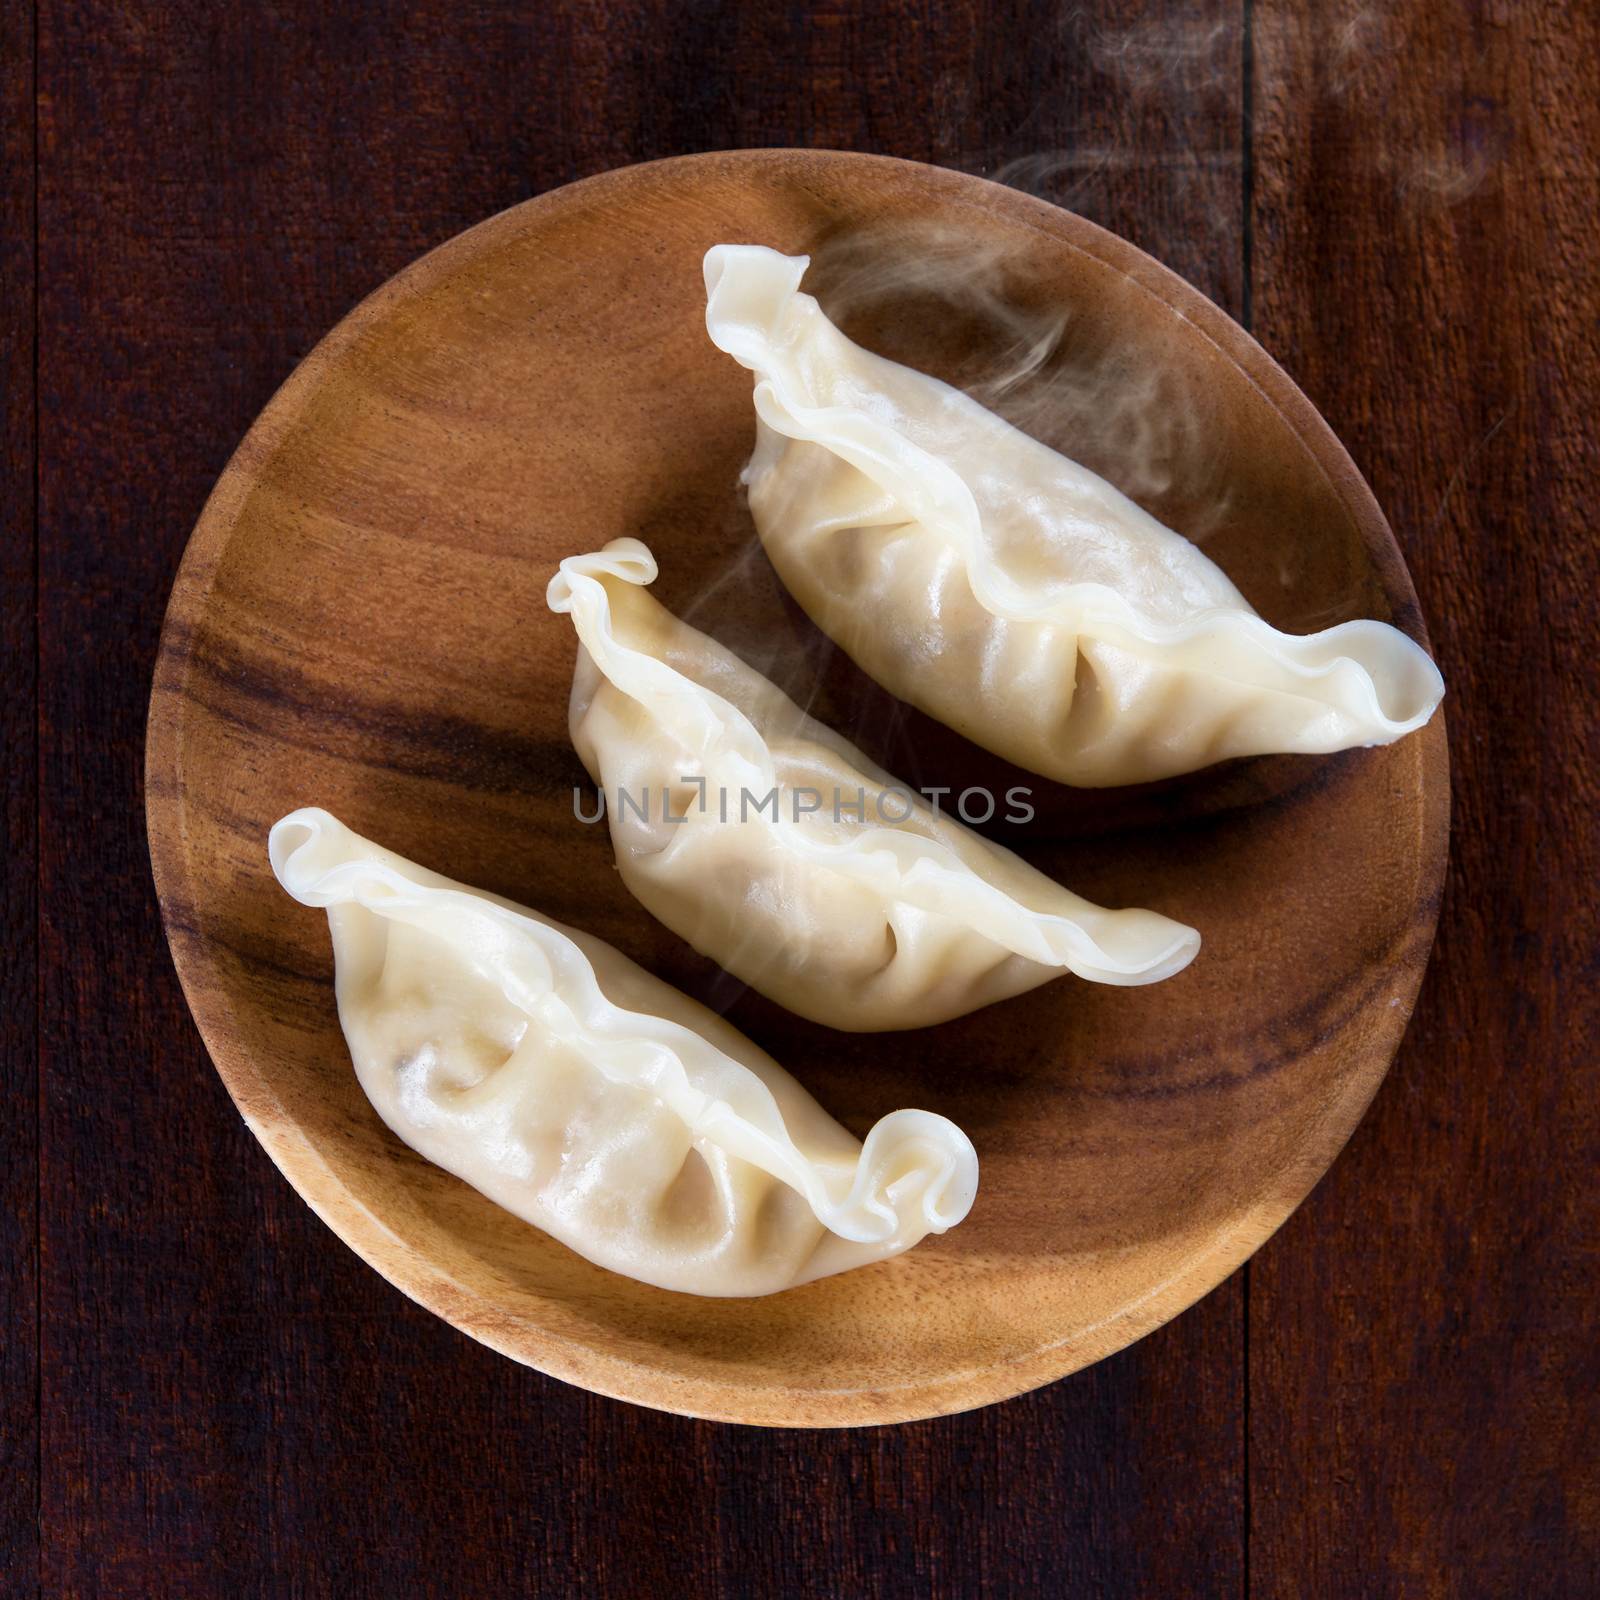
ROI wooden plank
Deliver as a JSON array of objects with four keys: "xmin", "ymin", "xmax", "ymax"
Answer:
[
  {"xmin": 1, "ymin": 0, "xmax": 38, "ymax": 1586},
  {"xmin": 1249, "ymin": 1, "xmax": 1600, "ymax": 1591},
  {"xmin": 36, "ymin": 1, "xmax": 1248, "ymax": 1591}
]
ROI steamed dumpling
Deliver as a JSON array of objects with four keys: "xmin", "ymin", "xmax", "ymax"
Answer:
[
  {"xmin": 270, "ymin": 808, "xmax": 977, "ymax": 1297},
  {"xmin": 703, "ymin": 243, "xmax": 1444, "ymax": 788},
  {"xmin": 546, "ymin": 541, "xmax": 1198, "ymax": 1031}
]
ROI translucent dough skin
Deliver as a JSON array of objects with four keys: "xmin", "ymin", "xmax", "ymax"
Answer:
[
  {"xmin": 547, "ymin": 542, "xmax": 1199, "ymax": 1032},
  {"xmin": 703, "ymin": 244, "xmax": 1445, "ymax": 788},
  {"xmin": 269, "ymin": 808, "xmax": 979, "ymax": 1297}
]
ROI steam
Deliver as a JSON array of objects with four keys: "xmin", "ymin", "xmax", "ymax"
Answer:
[
  {"xmin": 1388, "ymin": 112, "xmax": 1508, "ymax": 210},
  {"xmin": 804, "ymin": 217, "xmax": 1233, "ymax": 538},
  {"xmin": 799, "ymin": 224, "xmax": 1069, "ymax": 408},
  {"xmin": 1086, "ymin": 14, "xmax": 1237, "ymax": 91},
  {"xmin": 674, "ymin": 517, "xmax": 835, "ymax": 707},
  {"xmin": 1247, "ymin": 2, "xmax": 1508, "ymax": 209},
  {"xmin": 682, "ymin": 3, "xmax": 1506, "ymax": 729},
  {"xmin": 1394, "ymin": 147, "xmax": 1499, "ymax": 208}
]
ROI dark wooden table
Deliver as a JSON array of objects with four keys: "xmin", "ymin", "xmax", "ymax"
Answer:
[{"xmin": 6, "ymin": 2, "xmax": 1596, "ymax": 1594}]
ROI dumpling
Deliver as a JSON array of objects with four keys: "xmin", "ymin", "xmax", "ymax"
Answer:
[
  {"xmin": 269, "ymin": 807, "xmax": 978, "ymax": 1297},
  {"xmin": 703, "ymin": 243, "xmax": 1445, "ymax": 788},
  {"xmin": 546, "ymin": 541, "xmax": 1199, "ymax": 1031}
]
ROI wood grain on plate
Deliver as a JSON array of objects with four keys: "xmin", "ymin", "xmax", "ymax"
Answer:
[
  {"xmin": 19, "ymin": 0, "xmax": 1597, "ymax": 1590},
  {"xmin": 145, "ymin": 148, "xmax": 1446, "ymax": 1427}
]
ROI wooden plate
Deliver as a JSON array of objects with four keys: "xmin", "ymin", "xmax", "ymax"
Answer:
[{"xmin": 146, "ymin": 150, "xmax": 1448, "ymax": 1427}]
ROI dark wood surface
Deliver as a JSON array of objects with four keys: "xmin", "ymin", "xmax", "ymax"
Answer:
[{"xmin": 7, "ymin": 0, "xmax": 1594, "ymax": 1594}]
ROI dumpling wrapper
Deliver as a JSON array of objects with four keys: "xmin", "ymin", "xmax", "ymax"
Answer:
[
  {"xmin": 703, "ymin": 243, "xmax": 1445, "ymax": 788},
  {"xmin": 269, "ymin": 808, "xmax": 978, "ymax": 1297},
  {"xmin": 546, "ymin": 540, "xmax": 1198, "ymax": 1031}
]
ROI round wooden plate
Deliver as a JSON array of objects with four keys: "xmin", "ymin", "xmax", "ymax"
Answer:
[{"xmin": 146, "ymin": 150, "xmax": 1448, "ymax": 1427}]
